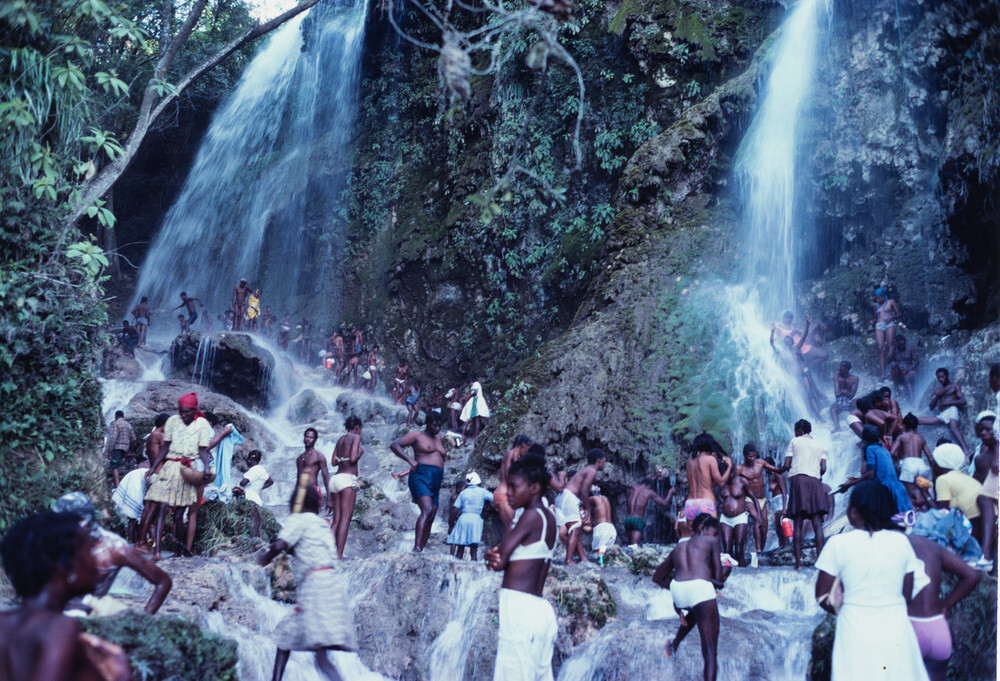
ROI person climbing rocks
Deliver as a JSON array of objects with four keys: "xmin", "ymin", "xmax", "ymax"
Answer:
[
  {"xmin": 625, "ymin": 478, "xmax": 674, "ymax": 546},
  {"xmin": 873, "ymin": 287, "xmax": 901, "ymax": 379},
  {"xmin": 495, "ymin": 435, "xmax": 533, "ymax": 531},
  {"xmin": 173, "ymin": 291, "xmax": 201, "ymax": 326},
  {"xmin": 329, "ymin": 416, "xmax": 364, "ymax": 560},
  {"xmin": 104, "ymin": 410, "xmax": 136, "ymax": 487},
  {"xmin": 652, "ymin": 513, "xmax": 731, "ymax": 681},
  {"xmin": 232, "ymin": 278, "xmax": 250, "ymax": 331},
  {"xmin": 390, "ymin": 410, "xmax": 447, "ymax": 553},
  {"xmin": 891, "ymin": 413, "xmax": 934, "ymax": 504},
  {"xmin": 405, "ymin": 380, "xmax": 422, "ymax": 427},
  {"xmin": 929, "ymin": 441, "xmax": 984, "ymax": 554},
  {"xmin": 555, "ymin": 449, "xmax": 606, "ymax": 566}
]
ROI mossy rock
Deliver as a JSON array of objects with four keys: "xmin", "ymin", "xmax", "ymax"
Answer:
[
  {"xmin": 547, "ymin": 565, "xmax": 617, "ymax": 628},
  {"xmin": 191, "ymin": 500, "xmax": 281, "ymax": 556},
  {"xmin": 808, "ymin": 612, "xmax": 836, "ymax": 681},
  {"xmin": 81, "ymin": 612, "xmax": 238, "ymax": 681}
]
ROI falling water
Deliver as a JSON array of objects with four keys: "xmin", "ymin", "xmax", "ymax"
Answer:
[
  {"xmin": 131, "ymin": 0, "xmax": 368, "ymax": 317},
  {"xmin": 192, "ymin": 335, "xmax": 217, "ymax": 388}
]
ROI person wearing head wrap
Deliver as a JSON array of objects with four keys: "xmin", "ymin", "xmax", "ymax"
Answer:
[
  {"xmin": 139, "ymin": 392, "xmax": 215, "ymax": 559},
  {"xmin": 446, "ymin": 470, "xmax": 494, "ymax": 560},
  {"xmin": 839, "ymin": 425, "xmax": 912, "ymax": 514},
  {"xmin": 972, "ymin": 410, "xmax": 998, "ymax": 565},
  {"xmin": 52, "ymin": 493, "xmax": 172, "ymax": 615},
  {"xmin": 815, "ymin": 481, "xmax": 930, "ymax": 681},
  {"xmin": 929, "ymin": 443, "xmax": 982, "ymax": 536}
]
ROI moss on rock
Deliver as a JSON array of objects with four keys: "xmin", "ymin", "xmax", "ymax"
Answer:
[{"xmin": 192, "ymin": 500, "xmax": 281, "ymax": 556}]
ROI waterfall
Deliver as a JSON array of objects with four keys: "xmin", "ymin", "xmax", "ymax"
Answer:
[
  {"xmin": 131, "ymin": 0, "xmax": 368, "ymax": 319},
  {"xmin": 192, "ymin": 335, "xmax": 218, "ymax": 388}
]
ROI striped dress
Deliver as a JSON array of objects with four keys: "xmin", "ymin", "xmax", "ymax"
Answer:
[
  {"xmin": 274, "ymin": 512, "xmax": 357, "ymax": 652},
  {"xmin": 144, "ymin": 415, "xmax": 213, "ymax": 507}
]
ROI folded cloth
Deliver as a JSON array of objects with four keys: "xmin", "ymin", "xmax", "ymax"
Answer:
[
  {"xmin": 111, "ymin": 469, "xmax": 147, "ymax": 520},
  {"xmin": 670, "ymin": 578, "xmax": 716, "ymax": 610},
  {"xmin": 494, "ymin": 588, "xmax": 556, "ymax": 681}
]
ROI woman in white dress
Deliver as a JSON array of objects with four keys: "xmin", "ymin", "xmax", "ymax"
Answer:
[
  {"xmin": 815, "ymin": 481, "xmax": 930, "ymax": 681},
  {"xmin": 460, "ymin": 380, "xmax": 490, "ymax": 440}
]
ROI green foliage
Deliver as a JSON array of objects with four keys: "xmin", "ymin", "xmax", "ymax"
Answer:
[
  {"xmin": 946, "ymin": 572, "xmax": 997, "ymax": 681},
  {"xmin": 192, "ymin": 499, "xmax": 281, "ymax": 556},
  {"xmin": 82, "ymin": 612, "xmax": 239, "ymax": 681}
]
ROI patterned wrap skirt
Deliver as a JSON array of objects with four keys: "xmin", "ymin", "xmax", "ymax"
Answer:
[
  {"xmin": 144, "ymin": 457, "xmax": 199, "ymax": 507},
  {"xmin": 274, "ymin": 567, "xmax": 357, "ymax": 651}
]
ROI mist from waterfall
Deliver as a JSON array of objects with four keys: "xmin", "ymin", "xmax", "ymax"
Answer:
[{"xmin": 131, "ymin": 0, "xmax": 368, "ymax": 319}]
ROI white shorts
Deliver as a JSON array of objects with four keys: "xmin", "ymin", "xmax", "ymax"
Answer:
[
  {"xmin": 846, "ymin": 414, "xmax": 861, "ymax": 425},
  {"xmin": 554, "ymin": 490, "xmax": 582, "ymax": 525},
  {"xmin": 720, "ymin": 512, "xmax": 748, "ymax": 527},
  {"xmin": 494, "ymin": 589, "xmax": 556, "ymax": 681},
  {"xmin": 899, "ymin": 457, "xmax": 932, "ymax": 483},
  {"xmin": 937, "ymin": 406, "xmax": 959, "ymax": 423},
  {"xmin": 592, "ymin": 522, "xmax": 616, "ymax": 551},
  {"xmin": 329, "ymin": 473, "xmax": 359, "ymax": 493},
  {"xmin": 670, "ymin": 578, "xmax": 716, "ymax": 610}
]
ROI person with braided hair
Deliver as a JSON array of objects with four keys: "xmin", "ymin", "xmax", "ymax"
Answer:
[
  {"xmin": 0, "ymin": 512, "xmax": 132, "ymax": 681},
  {"xmin": 814, "ymin": 481, "xmax": 930, "ymax": 681}
]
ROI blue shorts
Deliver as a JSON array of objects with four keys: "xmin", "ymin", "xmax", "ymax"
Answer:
[{"xmin": 408, "ymin": 464, "xmax": 443, "ymax": 507}]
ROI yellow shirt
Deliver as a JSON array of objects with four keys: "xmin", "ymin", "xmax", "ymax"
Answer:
[
  {"xmin": 935, "ymin": 470, "xmax": 982, "ymax": 519},
  {"xmin": 163, "ymin": 415, "xmax": 213, "ymax": 458}
]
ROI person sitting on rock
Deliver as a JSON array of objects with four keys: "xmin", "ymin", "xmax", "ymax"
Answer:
[
  {"xmin": 486, "ymin": 455, "xmax": 558, "ymax": 681},
  {"xmin": 0, "ymin": 512, "xmax": 134, "ymax": 681},
  {"xmin": 919, "ymin": 368, "xmax": 970, "ymax": 456},
  {"xmin": 652, "ymin": 513, "xmax": 731, "ymax": 679},
  {"xmin": 830, "ymin": 361, "xmax": 859, "ymax": 432}
]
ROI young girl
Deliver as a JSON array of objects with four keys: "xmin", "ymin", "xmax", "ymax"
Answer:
[
  {"xmin": 486, "ymin": 456, "xmax": 557, "ymax": 681},
  {"xmin": 815, "ymin": 481, "xmax": 929, "ymax": 681}
]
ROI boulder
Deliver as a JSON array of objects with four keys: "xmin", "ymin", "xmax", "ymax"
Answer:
[
  {"xmin": 335, "ymin": 390, "xmax": 402, "ymax": 424},
  {"xmin": 168, "ymin": 331, "xmax": 276, "ymax": 410},
  {"xmin": 101, "ymin": 344, "xmax": 142, "ymax": 380},
  {"xmin": 288, "ymin": 388, "xmax": 328, "ymax": 424}
]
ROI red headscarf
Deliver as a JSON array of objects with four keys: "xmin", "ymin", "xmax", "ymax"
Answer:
[{"xmin": 178, "ymin": 392, "xmax": 206, "ymax": 420}]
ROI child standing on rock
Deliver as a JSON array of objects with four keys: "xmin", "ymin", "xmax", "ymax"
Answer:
[{"xmin": 486, "ymin": 455, "xmax": 557, "ymax": 681}]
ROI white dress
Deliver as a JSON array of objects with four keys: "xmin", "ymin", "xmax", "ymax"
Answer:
[
  {"xmin": 814, "ymin": 530, "xmax": 930, "ymax": 681},
  {"xmin": 242, "ymin": 464, "xmax": 270, "ymax": 506},
  {"xmin": 460, "ymin": 381, "xmax": 490, "ymax": 420}
]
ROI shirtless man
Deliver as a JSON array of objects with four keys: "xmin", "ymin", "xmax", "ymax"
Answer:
[
  {"xmin": 295, "ymin": 428, "xmax": 331, "ymax": 512},
  {"xmin": 868, "ymin": 390, "xmax": 900, "ymax": 439},
  {"xmin": 920, "ymin": 368, "xmax": 970, "ymax": 455},
  {"xmin": 907, "ymin": 533, "xmax": 980, "ymax": 680},
  {"xmin": 830, "ymin": 361, "xmax": 859, "ymax": 432},
  {"xmin": 554, "ymin": 449, "xmax": 606, "ymax": 566},
  {"xmin": 495, "ymin": 434, "xmax": 533, "ymax": 530},
  {"xmin": 172, "ymin": 292, "xmax": 201, "ymax": 326},
  {"xmin": 364, "ymin": 346, "xmax": 380, "ymax": 394},
  {"xmin": 131, "ymin": 297, "xmax": 150, "ymax": 347},
  {"xmin": 260, "ymin": 305, "xmax": 275, "ymax": 337},
  {"xmin": 652, "ymin": 513, "xmax": 731, "ymax": 681},
  {"xmin": 735, "ymin": 443, "xmax": 783, "ymax": 554},
  {"xmin": 231, "ymin": 279, "xmax": 250, "ymax": 331},
  {"xmin": 771, "ymin": 316, "xmax": 824, "ymax": 420},
  {"xmin": 392, "ymin": 359, "xmax": 409, "ymax": 403},
  {"xmin": 625, "ymin": 479, "xmax": 674, "ymax": 546},
  {"xmin": 329, "ymin": 416, "xmax": 363, "ymax": 559},
  {"xmin": 887, "ymin": 336, "xmax": 919, "ymax": 402},
  {"xmin": 765, "ymin": 456, "xmax": 789, "ymax": 547},
  {"xmin": 891, "ymin": 413, "xmax": 933, "ymax": 501},
  {"xmin": 719, "ymin": 475, "xmax": 759, "ymax": 566},
  {"xmin": 298, "ymin": 317, "xmax": 313, "ymax": 364},
  {"xmin": 873, "ymin": 287, "xmax": 901, "ymax": 379},
  {"xmin": 588, "ymin": 486, "xmax": 616, "ymax": 562},
  {"xmin": 684, "ymin": 433, "xmax": 732, "ymax": 522},
  {"xmin": 390, "ymin": 411, "xmax": 447, "ymax": 553}
]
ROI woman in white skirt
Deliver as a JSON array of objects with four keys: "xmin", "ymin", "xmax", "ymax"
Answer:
[{"xmin": 447, "ymin": 472, "xmax": 494, "ymax": 560}]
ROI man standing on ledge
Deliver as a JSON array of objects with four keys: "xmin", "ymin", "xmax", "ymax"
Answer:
[
  {"xmin": 232, "ymin": 278, "xmax": 250, "ymax": 331},
  {"xmin": 391, "ymin": 411, "xmax": 447, "ymax": 553},
  {"xmin": 783, "ymin": 418, "xmax": 827, "ymax": 570}
]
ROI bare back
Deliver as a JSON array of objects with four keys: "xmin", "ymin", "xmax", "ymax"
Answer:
[
  {"xmin": 332, "ymin": 432, "xmax": 363, "ymax": 476},
  {"xmin": 628, "ymin": 485, "xmax": 655, "ymax": 516},
  {"xmin": 566, "ymin": 465, "xmax": 597, "ymax": 498},
  {"xmin": 894, "ymin": 430, "xmax": 926, "ymax": 460},
  {"xmin": 590, "ymin": 495, "xmax": 611, "ymax": 524},
  {"xmin": 687, "ymin": 453, "xmax": 727, "ymax": 501},
  {"xmin": 653, "ymin": 535, "xmax": 721, "ymax": 583}
]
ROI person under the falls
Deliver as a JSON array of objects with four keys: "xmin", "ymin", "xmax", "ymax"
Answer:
[
  {"xmin": 0, "ymin": 512, "xmax": 134, "ymax": 681},
  {"xmin": 172, "ymin": 291, "xmax": 201, "ymax": 326},
  {"xmin": 295, "ymin": 427, "xmax": 332, "ymax": 513},
  {"xmin": 684, "ymin": 433, "xmax": 732, "ymax": 523},
  {"xmin": 245, "ymin": 288, "xmax": 260, "ymax": 331},
  {"xmin": 886, "ymin": 335, "xmax": 919, "ymax": 403},
  {"xmin": 485, "ymin": 454, "xmax": 558, "ymax": 681},
  {"xmin": 587, "ymin": 485, "xmax": 616, "ymax": 563},
  {"xmin": 259, "ymin": 487, "xmax": 357, "ymax": 681},
  {"xmin": 718, "ymin": 473, "xmax": 759, "ymax": 567},
  {"xmin": 298, "ymin": 316, "xmax": 314, "ymax": 364},
  {"xmin": 773, "ymin": 311, "xmax": 828, "ymax": 371},
  {"xmin": 231, "ymin": 278, "xmax": 250, "ymax": 331},
  {"xmin": 907, "ymin": 520, "xmax": 981, "ymax": 681},
  {"xmin": 555, "ymin": 449, "xmax": 607, "ymax": 566},
  {"xmin": 138, "ymin": 392, "xmax": 215, "ymax": 560},
  {"xmin": 625, "ymin": 478, "xmax": 674, "ymax": 546},
  {"xmin": 770, "ymin": 315, "xmax": 825, "ymax": 420},
  {"xmin": 919, "ymin": 367, "xmax": 971, "ymax": 456},
  {"xmin": 815, "ymin": 481, "xmax": 930, "ymax": 681},
  {"xmin": 390, "ymin": 410, "xmax": 447, "ymax": 553},
  {"xmin": 130, "ymin": 296, "xmax": 150, "ymax": 348},
  {"xmin": 783, "ymin": 419, "xmax": 828, "ymax": 570},
  {"xmin": 873, "ymin": 287, "xmax": 902, "ymax": 380},
  {"xmin": 652, "ymin": 513, "xmax": 731, "ymax": 681},
  {"xmin": 391, "ymin": 358, "xmax": 409, "ymax": 403},
  {"xmin": 405, "ymin": 380, "xmax": 423, "ymax": 427},
  {"xmin": 735, "ymin": 443, "xmax": 784, "ymax": 556},
  {"xmin": 328, "ymin": 416, "xmax": 364, "ymax": 560},
  {"xmin": 260, "ymin": 305, "xmax": 275, "ymax": 337},
  {"xmin": 829, "ymin": 361, "xmax": 859, "ymax": 432}
]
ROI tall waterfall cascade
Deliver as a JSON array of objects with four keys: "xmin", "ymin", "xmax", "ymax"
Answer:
[{"xmin": 132, "ymin": 0, "xmax": 368, "ymax": 317}]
